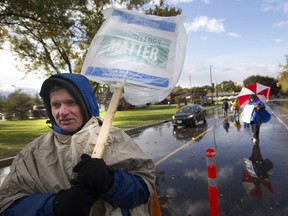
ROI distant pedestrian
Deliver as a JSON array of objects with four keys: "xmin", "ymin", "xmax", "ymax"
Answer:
[
  {"xmin": 232, "ymin": 98, "xmax": 241, "ymax": 120},
  {"xmin": 222, "ymin": 98, "xmax": 229, "ymax": 116},
  {"xmin": 248, "ymin": 94, "xmax": 271, "ymax": 144}
]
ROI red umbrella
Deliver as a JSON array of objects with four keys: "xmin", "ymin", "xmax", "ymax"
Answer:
[{"xmin": 237, "ymin": 83, "xmax": 271, "ymax": 107}]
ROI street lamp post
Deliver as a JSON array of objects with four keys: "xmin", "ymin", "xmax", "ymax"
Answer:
[{"xmin": 210, "ymin": 65, "xmax": 214, "ymax": 104}]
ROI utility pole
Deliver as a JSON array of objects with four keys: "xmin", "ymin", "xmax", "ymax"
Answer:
[
  {"xmin": 210, "ymin": 65, "xmax": 214, "ymax": 104},
  {"xmin": 189, "ymin": 74, "xmax": 192, "ymax": 103}
]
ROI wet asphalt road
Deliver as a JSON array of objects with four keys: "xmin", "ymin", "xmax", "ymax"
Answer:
[{"xmin": 131, "ymin": 99, "xmax": 288, "ymax": 216}]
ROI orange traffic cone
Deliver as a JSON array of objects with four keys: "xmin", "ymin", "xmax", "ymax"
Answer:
[{"xmin": 150, "ymin": 191, "xmax": 162, "ymax": 216}]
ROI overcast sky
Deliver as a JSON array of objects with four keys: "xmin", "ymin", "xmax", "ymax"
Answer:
[{"xmin": 0, "ymin": 0, "xmax": 287, "ymax": 92}]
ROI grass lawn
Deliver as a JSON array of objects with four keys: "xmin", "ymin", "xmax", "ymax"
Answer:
[
  {"xmin": 0, "ymin": 105, "xmax": 178, "ymax": 159},
  {"xmin": 0, "ymin": 120, "xmax": 51, "ymax": 159},
  {"xmin": 101, "ymin": 105, "xmax": 178, "ymax": 129}
]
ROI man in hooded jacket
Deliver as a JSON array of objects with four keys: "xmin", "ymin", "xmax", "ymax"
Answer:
[{"xmin": 0, "ymin": 73, "xmax": 156, "ymax": 216}]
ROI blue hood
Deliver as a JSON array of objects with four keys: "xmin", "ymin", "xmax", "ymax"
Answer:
[{"xmin": 39, "ymin": 73, "xmax": 99, "ymax": 134}]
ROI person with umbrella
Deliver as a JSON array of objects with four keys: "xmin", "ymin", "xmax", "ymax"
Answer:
[
  {"xmin": 237, "ymin": 82, "xmax": 272, "ymax": 138},
  {"xmin": 248, "ymin": 94, "xmax": 271, "ymax": 144}
]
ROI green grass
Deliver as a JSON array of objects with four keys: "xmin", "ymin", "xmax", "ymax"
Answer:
[
  {"xmin": 0, "ymin": 105, "xmax": 178, "ymax": 159},
  {"xmin": 101, "ymin": 105, "xmax": 178, "ymax": 129},
  {"xmin": 0, "ymin": 120, "xmax": 51, "ymax": 159}
]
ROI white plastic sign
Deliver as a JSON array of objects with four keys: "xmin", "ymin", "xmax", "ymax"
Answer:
[
  {"xmin": 242, "ymin": 105, "xmax": 254, "ymax": 123},
  {"xmin": 81, "ymin": 8, "xmax": 187, "ymax": 105}
]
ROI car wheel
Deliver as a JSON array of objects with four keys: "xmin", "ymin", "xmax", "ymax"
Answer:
[{"xmin": 192, "ymin": 118, "xmax": 197, "ymax": 127}]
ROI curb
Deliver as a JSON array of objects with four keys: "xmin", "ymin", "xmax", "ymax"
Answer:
[
  {"xmin": 124, "ymin": 119, "xmax": 171, "ymax": 136},
  {"xmin": 0, "ymin": 157, "xmax": 14, "ymax": 168}
]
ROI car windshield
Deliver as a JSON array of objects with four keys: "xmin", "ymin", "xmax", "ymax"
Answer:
[{"xmin": 179, "ymin": 105, "xmax": 196, "ymax": 113}]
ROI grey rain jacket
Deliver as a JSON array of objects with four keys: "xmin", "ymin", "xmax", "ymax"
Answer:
[{"xmin": 0, "ymin": 73, "xmax": 156, "ymax": 215}]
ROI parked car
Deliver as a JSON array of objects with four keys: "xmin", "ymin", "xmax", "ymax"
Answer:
[{"xmin": 172, "ymin": 104, "xmax": 206, "ymax": 128}]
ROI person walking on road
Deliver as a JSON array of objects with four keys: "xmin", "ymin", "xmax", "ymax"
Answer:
[
  {"xmin": 0, "ymin": 73, "xmax": 156, "ymax": 216},
  {"xmin": 222, "ymin": 98, "xmax": 229, "ymax": 116},
  {"xmin": 248, "ymin": 94, "xmax": 271, "ymax": 144},
  {"xmin": 232, "ymin": 98, "xmax": 241, "ymax": 120}
]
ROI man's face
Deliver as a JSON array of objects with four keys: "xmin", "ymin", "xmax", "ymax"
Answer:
[{"xmin": 50, "ymin": 88, "xmax": 84, "ymax": 133}]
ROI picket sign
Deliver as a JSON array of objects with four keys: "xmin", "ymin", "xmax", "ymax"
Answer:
[
  {"xmin": 242, "ymin": 105, "xmax": 254, "ymax": 123},
  {"xmin": 82, "ymin": 8, "xmax": 187, "ymax": 105}
]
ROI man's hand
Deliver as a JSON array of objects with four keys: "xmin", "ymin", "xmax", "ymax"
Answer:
[
  {"xmin": 53, "ymin": 186, "xmax": 98, "ymax": 216},
  {"xmin": 71, "ymin": 154, "xmax": 115, "ymax": 194}
]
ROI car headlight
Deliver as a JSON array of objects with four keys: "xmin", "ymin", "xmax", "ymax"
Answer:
[
  {"xmin": 188, "ymin": 114, "xmax": 194, "ymax": 118},
  {"xmin": 172, "ymin": 116, "xmax": 175, "ymax": 120}
]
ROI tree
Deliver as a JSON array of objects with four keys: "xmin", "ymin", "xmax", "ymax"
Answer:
[
  {"xmin": 0, "ymin": 0, "xmax": 182, "ymax": 108},
  {"xmin": 0, "ymin": 96, "xmax": 5, "ymax": 115},
  {"xmin": 218, "ymin": 81, "xmax": 240, "ymax": 93},
  {"xmin": 277, "ymin": 55, "xmax": 288, "ymax": 94},
  {"xmin": 145, "ymin": 0, "xmax": 182, "ymax": 16},
  {"xmin": 0, "ymin": 0, "xmax": 181, "ymax": 76},
  {"xmin": 3, "ymin": 90, "xmax": 33, "ymax": 120},
  {"xmin": 0, "ymin": 0, "xmax": 110, "ymax": 76}
]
